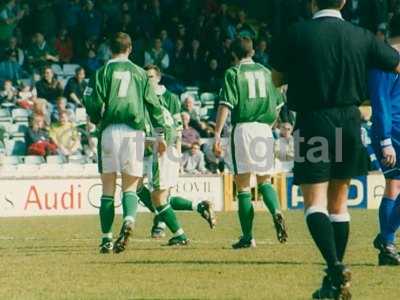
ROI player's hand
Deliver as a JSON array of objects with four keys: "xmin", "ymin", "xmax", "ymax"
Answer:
[
  {"xmin": 156, "ymin": 138, "xmax": 167, "ymax": 156},
  {"xmin": 213, "ymin": 136, "xmax": 223, "ymax": 158},
  {"xmin": 382, "ymin": 146, "xmax": 396, "ymax": 168}
]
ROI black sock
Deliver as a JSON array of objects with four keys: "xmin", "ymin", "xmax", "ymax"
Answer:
[
  {"xmin": 306, "ymin": 212, "xmax": 339, "ymax": 268},
  {"xmin": 331, "ymin": 219, "xmax": 350, "ymax": 262}
]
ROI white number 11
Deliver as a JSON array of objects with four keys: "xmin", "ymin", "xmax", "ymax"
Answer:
[
  {"xmin": 114, "ymin": 71, "xmax": 131, "ymax": 97},
  {"xmin": 245, "ymin": 71, "xmax": 267, "ymax": 99}
]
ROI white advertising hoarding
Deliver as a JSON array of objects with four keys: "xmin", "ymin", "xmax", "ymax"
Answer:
[{"xmin": 0, "ymin": 175, "xmax": 224, "ymax": 217}]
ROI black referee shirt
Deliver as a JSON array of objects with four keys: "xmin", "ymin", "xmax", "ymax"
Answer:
[{"xmin": 270, "ymin": 9, "xmax": 400, "ymax": 113}]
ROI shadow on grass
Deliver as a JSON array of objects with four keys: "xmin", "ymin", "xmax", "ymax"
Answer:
[{"xmin": 89, "ymin": 260, "xmax": 305, "ymax": 266}]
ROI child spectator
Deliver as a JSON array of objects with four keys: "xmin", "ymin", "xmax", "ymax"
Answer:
[
  {"xmin": 181, "ymin": 142, "xmax": 208, "ymax": 174},
  {"xmin": 25, "ymin": 114, "xmax": 57, "ymax": 156}
]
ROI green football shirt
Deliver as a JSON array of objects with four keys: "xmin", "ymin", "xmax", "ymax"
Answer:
[
  {"xmin": 83, "ymin": 57, "xmax": 165, "ymax": 133},
  {"xmin": 220, "ymin": 59, "xmax": 284, "ymax": 125}
]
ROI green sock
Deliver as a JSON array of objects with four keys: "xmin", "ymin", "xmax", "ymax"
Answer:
[
  {"xmin": 138, "ymin": 185, "xmax": 155, "ymax": 213},
  {"xmin": 258, "ymin": 183, "xmax": 280, "ymax": 216},
  {"xmin": 237, "ymin": 191, "xmax": 254, "ymax": 240},
  {"xmin": 156, "ymin": 204, "xmax": 185, "ymax": 237},
  {"xmin": 122, "ymin": 191, "xmax": 139, "ymax": 222},
  {"xmin": 169, "ymin": 196, "xmax": 194, "ymax": 211},
  {"xmin": 100, "ymin": 195, "xmax": 115, "ymax": 239}
]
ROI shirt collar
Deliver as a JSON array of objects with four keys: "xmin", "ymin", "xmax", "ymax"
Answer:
[
  {"xmin": 239, "ymin": 58, "xmax": 254, "ymax": 65},
  {"xmin": 154, "ymin": 84, "xmax": 166, "ymax": 96},
  {"xmin": 313, "ymin": 9, "xmax": 344, "ymax": 20}
]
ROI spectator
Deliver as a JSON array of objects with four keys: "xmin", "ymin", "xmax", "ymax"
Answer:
[
  {"xmin": 181, "ymin": 142, "xmax": 208, "ymax": 174},
  {"xmin": 49, "ymin": 110, "xmax": 81, "ymax": 158},
  {"xmin": 181, "ymin": 111, "xmax": 200, "ymax": 152},
  {"xmin": 3, "ymin": 36, "xmax": 24, "ymax": 66},
  {"xmin": 186, "ymin": 38, "xmax": 205, "ymax": 85},
  {"xmin": 0, "ymin": 79, "xmax": 16, "ymax": 104},
  {"xmin": 57, "ymin": 0, "xmax": 82, "ymax": 36},
  {"xmin": 182, "ymin": 95, "xmax": 201, "ymax": 123},
  {"xmin": 79, "ymin": 0, "xmax": 103, "ymax": 39},
  {"xmin": 26, "ymin": 33, "xmax": 59, "ymax": 72},
  {"xmin": 35, "ymin": 66, "xmax": 63, "ymax": 105},
  {"xmin": 0, "ymin": 49, "xmax": 21, "ymax": 83},
  {"xmin": 97, "ymin": 38, "xmax": 112, "ymax": 64},
  {"xmin": 201, "ymin": 58, "xmax": 223, "ymax": 93},
  {"xmin": 55, "ymin": 29, "xmax": 74, "ymax": 63},
  {"xmin": 160, "ymin": 29, "xmax": 174, "ymax": 55},
  {"xmin": 169, "ymin": 38, "xmax": 187, "ymax": 79},
  {"xmin": 25, "ymin": 114, "xmax": 57, "ymax": 156},
  {"xmin": 17, "ymin": 82, "xmax": 36, "ymax": 110},
  {"xmin": 78, "ymin": 117, "xmax": 97, "ymax": 163},
  {"xmin": 32, "ymin": 98, "xmax": 51, "ymax": 126},
  {"xmin": 64, "ymin": 67, "xmax": 87, "ymax": 108},
  {"xmin": 254, "ymin": 39, "xmax": 270, "ymax": 68},
  {"xmin": 274, "ymin": 122, "xmax": 295, "ymax": 173},
  {"xmin": 144, "ymin": 37, "xmax": 170, "ymax": 71},
  {"xmin": 31, "ymin": 0, "xmax": 57, "ymax": 39},
  {"xmin": 0, "ymin": 0, "xmax": 24, "ymax": 45},
  {"xmin": 51, "ymin": 97, "xmax": 75, "ymax": 123}
]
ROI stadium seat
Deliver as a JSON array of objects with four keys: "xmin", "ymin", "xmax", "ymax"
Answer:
[
  {"xmin": 75, "ymin": 108, "xmax": 87, "ymax": 124},
  {"xmin": 200, "ymin": 92, "xmax": 218, "ymax": 104},
  {"xmin": 5, "ymin": 140, "xmax": 26, "ymax": 156},
  {"xmin": 46, "ymin": 155, "xmax": 65, "ymax": 164},
  {"xmin": 180, "ymin": 91, "xmax": 199, "ymax": 102},
  {"xmin": 17, "ymin": 163, "xmax": 40, "ymax": 174},
  {"xmin": 11, "ymin": 108, "xmax": 30, "ymax": 123},
  {"xmin": 9, "ymin": 123, "xmax": 28, "ymax": 138},
  {"xmin": 83, "ymin": 163, "xmax": 98, "ymax": 176},
  {"xmin": 63, "ymin": 64, "xmax": 80, "ymax": 76},
  {"xmin": 51, "ymin": 64, "xmax": 64, "ymax": 77},
  {"xmin": 63, "ymin": 163, "xmax": 84, "ymax": 175},
  {"xmin": 19, "ymin": 78, "xmax": 32, "ymax": 87},
  {"xmin": 24, "ymin": 155, "xmax": 45, "ymax": 165},
  {"xmin": 1, "ymin": 102, "xmax": 16, "ymax": 110},
  {"xmin": 0, "ymin": 164, "xmax": 17, "ymax": 175},
  {"xmin": 0, "ymin": 109, "xmax": 12, "ymax": 122}
]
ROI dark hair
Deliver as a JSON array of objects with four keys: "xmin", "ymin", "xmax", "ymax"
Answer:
[
  {"xmin": 75, "ymin": 66, "xmax": 85, "ymax": 75},
  {"xmin": 110, "ymin": 32, "xmax": 132, "ymax": 54},
  {"xmin": 390, "ymin": 14, "xmax": 400, "ymax": 38},
  {"xmin": 144, "ymin": 64, "xmax": 161, "ymax": 75},
  {"xmin": 231, "ymin": 37, "xmax": 253, "ymax": 60},
  {"xmin": 315, "ymin": 0, "xmax": 343, "ymax": 10}
]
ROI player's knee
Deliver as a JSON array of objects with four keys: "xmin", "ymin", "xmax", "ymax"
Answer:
[
  {"xmin": 151, "ymin": 190, "xmax": 168, "ymax": 207},
  {"xmin": 256, "ymin": 175, "xmax": 271, "ymax": 186}
]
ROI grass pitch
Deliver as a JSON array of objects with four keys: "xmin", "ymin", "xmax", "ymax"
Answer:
[{"xmin": 0, "ymin": 210, "xmax": 399, "ymax": 300}]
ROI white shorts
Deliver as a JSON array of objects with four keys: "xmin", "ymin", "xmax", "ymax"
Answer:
[
  {"xmin": 100, "ymin": 124, "xmax": 145, "ymax": 176},
  {"xmin": 152, "ymin": 146, "xmax": 180, "ymax": 191},
  {"xmin": 228, "ymin": 122, "xmax": 275, "ymax": 175}
]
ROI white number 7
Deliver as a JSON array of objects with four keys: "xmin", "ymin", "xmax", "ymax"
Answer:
[
  {"xmin": 245, "ymin": 71, "xmax": 267, "ymax": 99},
  {"xmin": 114, "ymin": 71, "xmax": 131, "ymax": 97}
]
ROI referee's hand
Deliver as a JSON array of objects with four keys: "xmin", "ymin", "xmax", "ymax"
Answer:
[{"xmin": 382, "ymin": 146, "xmax": 396, "ymax": 168}]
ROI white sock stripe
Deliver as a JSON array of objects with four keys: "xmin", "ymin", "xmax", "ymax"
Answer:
[
  {"xmin": 174, "ymin": 228, "xmax": 184, "ymax": 237},
  {"xmin": 157, "ymin": 204, "xmax": 171, "ymax": 215},
  {"xmin": 157, "ymin": 222, "xmax": 167, "ymax": 229},
  {"xmin": 192, "ymin": 201, "xmax": 199, "ymax": 211},
  {"xmin": 101, "ymin": 196, "xmax": 114, "ymax": 201},
  {"xmin": 329, "ymin": 213, "xmax": 351, "ymax": 222},
  {"xmin": 304, "ymin": 206, "xmax": 329, "ymax": 219},
  {"xmin": 102, "ymin": 233, "xmax": 112, "ymax": 239},
  {"xmin": 124, "ymin": 216, "xmax": 135, "ymax": 223}
]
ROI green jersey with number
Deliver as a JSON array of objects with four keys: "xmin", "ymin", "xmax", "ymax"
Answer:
[
  {"xmin": 220, "ymin": 59, "xmax": 284, "ymax": 125},
  {"xmin": 83, "ymin": 57, "xmax": 165, "ymax": 133}
]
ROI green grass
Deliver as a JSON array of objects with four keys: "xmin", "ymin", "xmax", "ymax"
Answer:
[{"xmin": 0, "ymin": 210, "xmax": 399, "ymax": 300}]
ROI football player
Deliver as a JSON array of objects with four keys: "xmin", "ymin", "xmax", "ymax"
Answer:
[{"xmin": 214, "ymin": 36, "xmax": 288, "ymax": 249}]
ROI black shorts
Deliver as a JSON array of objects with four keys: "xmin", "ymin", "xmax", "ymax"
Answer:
[{"xmin": 293, "ymin": 106, "xmax": 369, "ymax": 185}]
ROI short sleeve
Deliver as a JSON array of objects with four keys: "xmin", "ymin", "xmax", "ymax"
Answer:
[
  {"xmin": 369, "ymin": 35, "xmax": 399, "ymax": 71},
  {"xmin": 219, "ymin": 69, "xmax": 238, "ymax": 109}
]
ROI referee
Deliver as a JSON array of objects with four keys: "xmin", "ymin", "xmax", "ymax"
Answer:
[{"xmin": 270, "ymin": 1, "xmax": 400, "ymax": 299}]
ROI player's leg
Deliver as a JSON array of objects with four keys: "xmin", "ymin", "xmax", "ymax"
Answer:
[
  {"xmin": 114, "ymin": 126, "xmax": 145, "ymax": 253},
  {"xmin": 152, "ymin": 189, "xmax": 188, "ymax": 246},
  {"xmin": 232, "ymin": 173, "xmax": 256, "ymax": 249},
  {"xmin": 137, "ymin": 177, "xmax": 155, "ymax": 213},
  {"xmin": 374, "ymin": 178, "xmax": 400, "ymax": 265},
  {"xmin": 99, "ymin": 172, "xmax": 117, "ymax": 253},
  {"xmin": 113, "ymin": 173, "xmax": 141, "ymax": 253},
  {"xmin": 257, "ymin": 175, "xmax": 287, "ymax": 243}
]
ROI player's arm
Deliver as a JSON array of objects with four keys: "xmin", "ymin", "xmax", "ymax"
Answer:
[
  {"xmin": 368, "ymin": 69, "xmax": 396, "ymax": 167},
  {"xmin": 82, "ymin": 70, "xmax": 105, "ymax": 125},
  {"xmin": 143, "ymin": 78, "xmax": 167, "ymax": 154},
  {"xmin": 214, "ymin": 70, "xmax": 238, "ymax": 156}
]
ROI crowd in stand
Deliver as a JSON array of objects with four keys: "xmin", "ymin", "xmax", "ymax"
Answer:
[{"xmin": 0, "ymin": 0, "xmax": 398, "ymax": 174}]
